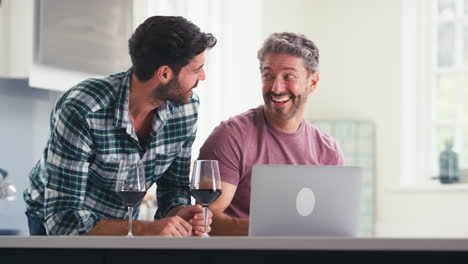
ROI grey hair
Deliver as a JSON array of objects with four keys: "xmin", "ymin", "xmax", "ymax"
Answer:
[{"xmin": 257, "ymin": 32, "xmax": 319, "ymax": 73}]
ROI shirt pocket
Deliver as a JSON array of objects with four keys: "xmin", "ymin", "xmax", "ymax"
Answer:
[
  {"xmin": 154, "ymin": 141, "xmax": 184, "ymax": 156},
  {"xmin": 150, "ymin": 151, "xmax": 179, "ymax": 178},
  {"xmin": 88, "ymin": 153, "xmax": 139, "ymax": 184}
]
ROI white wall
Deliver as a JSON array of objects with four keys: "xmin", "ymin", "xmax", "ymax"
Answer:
[
  {"xmin": 262, "ymin": 0, "xmax": 468, "ymax": 237},
  {"xmin": 143, "ymin": 0, "xmax": 264, "ymax": 159}
]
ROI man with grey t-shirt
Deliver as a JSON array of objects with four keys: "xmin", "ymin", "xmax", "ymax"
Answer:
[{"xmin": 198, "ymin": 32, "xmax": 344, "ymax": 235}]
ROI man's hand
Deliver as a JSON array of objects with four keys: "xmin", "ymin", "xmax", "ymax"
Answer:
[
  {"xmin": 176, "ymin": 205, "xmax": 213, "ymax": 236},
  {"xmin": 138, "ymin": 216, "xmax": 192, "ymax": 237}
]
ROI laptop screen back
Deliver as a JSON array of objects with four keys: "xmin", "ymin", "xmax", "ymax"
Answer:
[{"xmin": 248, "ymin": 165, "xmax": 362, "ymax": 237}]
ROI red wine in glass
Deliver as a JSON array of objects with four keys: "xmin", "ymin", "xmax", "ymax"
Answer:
[
  {"xmin": 117, "ymin": 191, "xmax": 146, "ymax": 207},
  {"xmin": 115, "ymin": 160, "xmax": 146, "ymax": 237},
  {"xmin": 190, "ymin": 160, "xmax": 222, "ymax": 237},
  {"xmin": 191, "ymin": 189, "xmax": 222, "ymax": 207}
]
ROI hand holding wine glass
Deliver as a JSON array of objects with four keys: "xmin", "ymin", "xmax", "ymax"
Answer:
[
  {"xmin": 190, "ymin": 160, "xmax": 222, "ymax": 237},
  {"xmin": 115, "ymin": 160, "xmax": 146, "ymax": 237}
]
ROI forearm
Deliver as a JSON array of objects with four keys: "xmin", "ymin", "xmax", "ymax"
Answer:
[
  {"xmin": 166, "ymin": 205, "xmax": 185, "ymax": 217},
  {"xmin": 87, "ymin": 219, "xmax": 158, "ymax": 236},
  {"xmin": 210, "ymin": 209, "xmax": 249, "ymax": 236}
]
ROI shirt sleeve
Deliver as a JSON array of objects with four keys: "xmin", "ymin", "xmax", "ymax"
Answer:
[
  {"xmin": 43, "ymin": 104, "xmax": 103, "ymax": 235},
  {"xmin": 333, "ymin": 139, "xmax": 345, "ymax": 165},
  {"xmin": 197, "ymin": 121, "xmax": 243, "ymax": 186},
  {"xmin": 154, "ymin": 95, "xmax": 200, "ymax": 219},
  {"xmin": 154, "ymin": 129, "xmax": 194, "ymax": 219}
]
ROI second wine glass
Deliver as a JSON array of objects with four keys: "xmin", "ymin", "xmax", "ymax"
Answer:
[
  {"xmin": 115, "ymin": 160, "xmax": 146, "ymax": 237},
  {"xmin": 190, "ymin": 160, "xmax": 222, "ymax": 237}
]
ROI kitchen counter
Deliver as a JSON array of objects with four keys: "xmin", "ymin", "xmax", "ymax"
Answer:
[{"xmin": 1, "ymin": 236, "xmax": 468, "ymax": 263}]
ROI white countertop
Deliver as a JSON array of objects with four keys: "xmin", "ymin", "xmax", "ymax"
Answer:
[{"xmin": 1, "ymin": 236, "xmax": 468, "ymax": 251}]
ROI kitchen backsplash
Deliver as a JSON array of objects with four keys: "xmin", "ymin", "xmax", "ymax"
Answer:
[{"xmin": 0, "ymin": 78, "xmax": 61, "ymax": 234}]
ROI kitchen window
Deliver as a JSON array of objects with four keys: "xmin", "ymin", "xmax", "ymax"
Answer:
[{"xmin": 402, "ymin": 0, "xmax": 468, "ymax": 186}]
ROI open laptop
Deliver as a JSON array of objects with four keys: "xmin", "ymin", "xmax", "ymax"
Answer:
[{"xmin": 248, "ymin": 165, "xmax": 362, "ymax": 237}]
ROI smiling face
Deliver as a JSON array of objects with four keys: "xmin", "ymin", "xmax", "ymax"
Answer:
[
  {"xmin": 261, "ymin": 53, "xmax": 319, "ymax": 123},
  {"xmin": 153, "ymin": 52, "xmax": 206, "ymax": 104}
]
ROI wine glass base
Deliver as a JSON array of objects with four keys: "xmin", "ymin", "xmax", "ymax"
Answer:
[{"xmin": 201, "ymin": 233, "xmax": 209, "ymax": 238}]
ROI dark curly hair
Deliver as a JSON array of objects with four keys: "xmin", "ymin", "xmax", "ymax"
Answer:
[{"xmin": 129, "ymin": 16, "xmax": 217, "ymax": 82}]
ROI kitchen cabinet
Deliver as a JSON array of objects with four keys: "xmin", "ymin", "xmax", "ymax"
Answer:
[
  {"xmin": 27, "ymin": 0, "xmax": 183, "ymax": 92},
  {"xmin": 0, "ymin": 0, "xmax": 33, "ymax": 78},
  {"xmin": 29, "ymin": 0, "xmax": 134, "ymax": 91},
  {"xmin": 1, "ymin": 0, "xmax": 205, "ymax": 91},
  {"xmin": 0, "ymin": 0, "xmax": 148, "ymax": 86}
]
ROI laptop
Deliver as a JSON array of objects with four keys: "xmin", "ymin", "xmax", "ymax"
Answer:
[{"xmin": 248, "ymin": 165, "xmax": 362, "ymax": 237}]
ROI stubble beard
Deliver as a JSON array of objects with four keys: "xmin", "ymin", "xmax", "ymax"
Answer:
[
  {"xmin": 153, "ymin": 78, "xmax": 189, "ymax": 105},
  {"xmin": 263, "ymin": 88, "xmax": 308, "ymax": 122}
]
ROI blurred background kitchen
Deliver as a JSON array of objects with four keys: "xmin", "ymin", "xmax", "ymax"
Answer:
[{"xmin": 1, "ymin": 0, "xmax": 468, "ymax": 237}]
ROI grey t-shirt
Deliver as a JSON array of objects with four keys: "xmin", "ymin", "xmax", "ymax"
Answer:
[{"xmin": 198, "ymin": 105, "xmax": 344, "ymax": 219}]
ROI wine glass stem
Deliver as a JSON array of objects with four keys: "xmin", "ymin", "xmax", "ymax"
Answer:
[
  {"xmin": 203, "ymin": 206, "xmax": 208, "ymax": 235},
  {"xmin": 128, "ymin": 206, "xmax": 134, "ymax": 237}
]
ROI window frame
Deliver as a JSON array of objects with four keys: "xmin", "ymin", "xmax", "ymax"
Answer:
[{"xmin": 401, "ymin": 0, "xmax": 468, "ymax": 187}]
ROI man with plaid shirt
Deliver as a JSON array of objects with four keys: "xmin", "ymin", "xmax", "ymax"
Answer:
[{"xmin": 23, "ymin": 16, "xmax": 217, "ymax": 236}]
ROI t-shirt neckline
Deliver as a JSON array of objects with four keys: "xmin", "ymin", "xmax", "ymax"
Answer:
[{"xmin": 260, "ymin": 106, "xmax": 305, "ymax": 138}]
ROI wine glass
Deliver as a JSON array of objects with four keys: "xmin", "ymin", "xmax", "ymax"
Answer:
[
  {"xmin": 115, "ymin": 160, "xmax": 146, "ymax": 237},
  {"xmin": 190, "ymin": 160, "xmax": 222, "ymax": 237}
]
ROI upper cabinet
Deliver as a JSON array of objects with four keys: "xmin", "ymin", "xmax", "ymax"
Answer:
[
  {"xmin": 0, "ymin": 0, "xmax": 33, "ymax": 78},
  {"xmin": 29, "ymin": 0, "xmax": 134, "ymax": 91},
  {"xmin": 0, "ymin": 0, "xmax": 201, "ymax": 90}
]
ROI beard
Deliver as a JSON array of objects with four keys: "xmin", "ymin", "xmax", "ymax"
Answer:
[
  {"xmin": 152, "ymin": 78, "xmax": 197, "ymax": 105},
  {"xmin": 263, "ymin": 88, "xmax": 308, "ymax": 122}
]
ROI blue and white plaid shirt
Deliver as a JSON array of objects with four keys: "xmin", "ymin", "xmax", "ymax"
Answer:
[{"xmin": 24, "ymin": 69, "xmax": 198, "ymax": 235}]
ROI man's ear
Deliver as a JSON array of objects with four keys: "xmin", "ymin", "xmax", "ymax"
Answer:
[
  {"xmin": 155, "ymin": 65, "xmax": 174, "ymax": 83},
  {"xmin": 307, "ymin": 72, "xmax": 320, "ymax": 94}
]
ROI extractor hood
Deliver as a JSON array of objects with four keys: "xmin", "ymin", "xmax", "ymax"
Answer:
[{"xmin": 29, "ymin": 0, "xmax": 133, "ymax": 91}]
